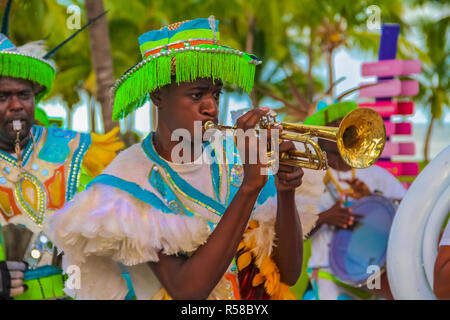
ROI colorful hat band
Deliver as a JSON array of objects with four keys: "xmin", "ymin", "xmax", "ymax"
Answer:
[
  {"xmin": 143, "ymin": 39, "xmax": 217, "ymax": 57},
  {"xmin": 139, "ymin": 18, "xmax": 220, "ymax": 56}
]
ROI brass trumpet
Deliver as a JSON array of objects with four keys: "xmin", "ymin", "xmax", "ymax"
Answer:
[{"xmin": 204, "ymin": 108, "xmax": 386, "ymax": 170}]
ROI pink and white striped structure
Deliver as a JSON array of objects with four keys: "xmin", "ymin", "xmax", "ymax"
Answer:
[{"xmin": 357, "ymin": 24, "xmax": 421, "ymax": 188}]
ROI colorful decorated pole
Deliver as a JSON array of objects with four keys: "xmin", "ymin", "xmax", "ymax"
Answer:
[{"xmin": 358, "ymin": 24, "xmax": 421, "ymax": 189}]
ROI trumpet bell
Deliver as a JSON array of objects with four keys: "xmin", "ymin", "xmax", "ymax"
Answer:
[{"xmin": 338, "ymin": 108, "xmax": 386, "ymax": 169}]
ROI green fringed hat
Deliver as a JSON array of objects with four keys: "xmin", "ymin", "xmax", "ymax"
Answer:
[
  {"xmin": 303, "ymin": 101, "xmax": 358, "ymax": 126},
  {"xmin": 0, "ymin": 33, "xmax": 55, "ymax": 102},
  {"xmin": 112, "ymin": 16, "xmax": 262, "ymax": 121}
]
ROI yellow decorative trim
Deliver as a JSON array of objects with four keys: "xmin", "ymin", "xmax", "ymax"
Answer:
[
  {"xmin": 82, "ymin": 127, "xmax": 125, "ymax": 178},
  {"xmin": 236, "ymin": 220, "xmax": 295, "ymax": 300}
]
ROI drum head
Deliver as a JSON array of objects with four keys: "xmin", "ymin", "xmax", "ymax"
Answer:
[{"xmin": 329, "ymin": 196, "xmax": 395, "ymax": 285}]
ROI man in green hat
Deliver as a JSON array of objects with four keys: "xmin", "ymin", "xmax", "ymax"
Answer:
[
  {"xmin": 301, "ymin": 101, "xmax": 406, "ymax": 300},
  {"xmin": 50, "ymin": 17, "xmax": 318, "ymax": 300},
  {"xmin": 0, "ymin": 29, "xmax": 124, "ymax": 299}
]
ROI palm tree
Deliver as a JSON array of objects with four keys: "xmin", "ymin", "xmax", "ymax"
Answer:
[
  {"xmin": 84, "ymin": 0, "xmax": 115, "ymax": 133},
  {"xmin": 415, "ymin": 15, "xmax": 449, "ymax": 162}
]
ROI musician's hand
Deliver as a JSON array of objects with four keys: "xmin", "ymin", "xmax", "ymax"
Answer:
[
  {"xmin": 275, "ymin": 141, "xmax": 304, "ymax": 193},
  {"xmin": 235, "ymin": 107, "xmax": 279, "ymax": 191},
  {"xmin": 0, "ymin": 261, "xmax": 27, "ymax": 299},
  {"xmin": 342, "ymin": 178, "xmax": 371, "ymax": 199},
  {"xmin": 318, "ymin": 201, "xmax": 355, "ymax": 229}
]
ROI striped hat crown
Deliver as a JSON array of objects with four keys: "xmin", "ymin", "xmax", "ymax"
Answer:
[{"xmin": 112, "ymin": 16, "xmax": 262, "ymax": 121}]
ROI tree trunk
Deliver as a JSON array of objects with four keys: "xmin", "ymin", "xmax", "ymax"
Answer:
[
  {"xmin": 423, "ymin": 116, "xmax": 435, "ymax": 163},
  {"xmin": 326, "ymin": 48, "xmax": 334, "ymax": 97},
  {"xmin": 245, "ymin": 16, "xmax": 256, "ymax": 54},
  {"xmin": 245, "ymin": 15, "xmax": 259, "ymax": 108},
  {"xmin": 67, "ymin": 106, "xmax": 72, "ymax": 130},
  {"xmin": 84, "ymin": 0, "xmax": 115, "ymax": 133},
  {"xmin": 90, "ymin": 95, "xmax": 96, "ymax": 133},
  {"xmin": 307, "ymin": 29, "xmax": 315, "ymax": 103}
]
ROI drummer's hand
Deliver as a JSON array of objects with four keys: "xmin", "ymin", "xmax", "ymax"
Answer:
[
  {"xmin": 275, "ymin": 142, "xmax": 304, "ymax": 193},
  {"xmin": 0, "ymin": 261, "xmax": 27, "ymax": 299},
  {"xmin": 343, "ymin": 178, "xmax": 371, "ymax": 199},
  {"xmin": 318, "ymin": 201, "xmax": 355, "ymax": 229}
]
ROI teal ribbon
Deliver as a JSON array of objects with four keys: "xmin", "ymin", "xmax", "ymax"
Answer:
[{"xmin": 142, "ymin": 133, "xmax": 227, "ymax": 215}]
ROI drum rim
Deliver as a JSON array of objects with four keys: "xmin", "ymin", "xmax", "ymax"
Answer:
[{"xmin": 329, "ymin": 195, "xmax": 396, "ymax": 286}]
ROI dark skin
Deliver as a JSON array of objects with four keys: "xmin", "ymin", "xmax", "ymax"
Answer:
[
  {"xmin": 0, "ymin": 77, "xmax": 39, "ymax": 298},
  {"xmin": 434, "ymin": 244, "xmax": 450, "ymax": 299},
  {"xmin": 0, "ymin": 77, "xmax": 37, "ymax": 154},
  {"xmin": 148, "ymin": 78, "xmax": 303, "ymax": 299}
]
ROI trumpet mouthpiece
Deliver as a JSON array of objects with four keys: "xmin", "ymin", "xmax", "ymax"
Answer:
[
  {"xmin": 204, "ymin": 121, "xmax": 217, "ymax": 130},
  {"xmin": 12, "ymin": 120, "xmax": 22, "ymax": 132}
]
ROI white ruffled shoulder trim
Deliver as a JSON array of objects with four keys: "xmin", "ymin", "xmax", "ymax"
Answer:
[{"xmin": 49, "ymin": 183, "xmax": 210, "ymax": 299}]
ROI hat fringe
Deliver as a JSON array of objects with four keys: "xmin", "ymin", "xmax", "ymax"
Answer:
[
  {"xmin": 112, "ymin": 50, "xmax": 256, "ymax": 121},
  {"xmin": 0, "ymin": 52, "xmax": 55, "ymax": 101}
]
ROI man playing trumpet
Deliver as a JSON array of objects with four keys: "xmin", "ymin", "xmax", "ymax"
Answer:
[{"xmin": 49, "ymin": 17, "xmax": 319, "ymax": 300}]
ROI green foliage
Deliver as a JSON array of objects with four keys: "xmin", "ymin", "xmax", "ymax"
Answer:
[{"xmin": 1, "ymin": 0, "xmax": 446, "ymax": 130}]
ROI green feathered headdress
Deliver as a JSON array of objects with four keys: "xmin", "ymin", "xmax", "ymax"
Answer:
[{"xmin": 112, "ymin": 16, "xmax": 262, "ymax": 121}]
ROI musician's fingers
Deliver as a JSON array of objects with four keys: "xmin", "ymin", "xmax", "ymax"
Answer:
[
  {"xmin": 9, "ymin": 271, "xmax": 24, "ymax": 279},
  {"xmin": 9, "ymin": 286, "xmax": 25, "ymax": 297},
  {"xmin": 277, "ymin": 176, "xmax": 303, "ymax": 188},
  {"xmin": 236, "ymin": 108, "xmax": 269, "ymax": 130},
  {"xmin": 10, "ymin": 279, "xmax": 23, "ymax": 289},
  {"xmin": 6, "ymin": 261, "xmax": 26, "ymax": 272},
  {"xmin": 279, "ymin": 141, "xmax": 296, "ymax": 153},
  {"xmin": 277, "ymin": 168, "xmax": 304, "ymax": 181},
  {"xmin": 278, "ymin": 164, "xmax": 296, "ymax": 173}
]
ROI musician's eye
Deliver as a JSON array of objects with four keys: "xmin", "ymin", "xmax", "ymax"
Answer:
[
  {"xmin": 19, "ymin": 91, "xmax": 34, "ymax": 101},
  {"xmin": 213, "ymin": 90, "xmax": 223, "ymax": 100},
  {"xmin": 191, "ymin": 92, "xmax": 202, "ymax": 100}
]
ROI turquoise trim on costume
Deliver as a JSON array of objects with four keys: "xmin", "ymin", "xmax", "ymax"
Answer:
[
  {"xmin": 23, "ymin": 265, "xmax": 62, "ymax": 281},
  {"xmin": 66, "ymin": 132, "xmax": 92, "ymax": 201},
  {"xmin": 142, "ymin": 133, "xmax": 227, "ymax": 215},
  {"xmin": 87, "ymin": 174, "xmax": 174, "ymax": 214},
  {"xmin": 203, "ymin": 142, "xmax": 222, "ymax": 203},
  {"xmin": 38, "ymin": 127, "xmax": 77, "ymax": 163},
  {"xmin": 148, "ymin": 167, "xmax": 194, "ymax": 217},
  {"xmin": 256, "ymin": 175, "xmax": 277, "ymax": 205},
  {"xmin": 121, "ymin": 273, "xmax": 137, "ymax": 300}
]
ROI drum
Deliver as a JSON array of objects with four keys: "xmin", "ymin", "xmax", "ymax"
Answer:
[{"xmin": 329, "ymin": 195, "xmax": 396, "ymax": 287}]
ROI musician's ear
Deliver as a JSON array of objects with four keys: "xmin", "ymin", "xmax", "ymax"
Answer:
[{"xmin": 150, "ymin": 89, "xmax": 163, "ymax": 109}]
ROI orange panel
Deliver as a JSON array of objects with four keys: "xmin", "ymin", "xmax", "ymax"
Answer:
[
  {"xmin": 44, "ymin": 165, "xmax": 66, "ymax": 210},
  {"xmin": 0, "ymin": 186, "xmax": 21, "ymax": 221}
]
